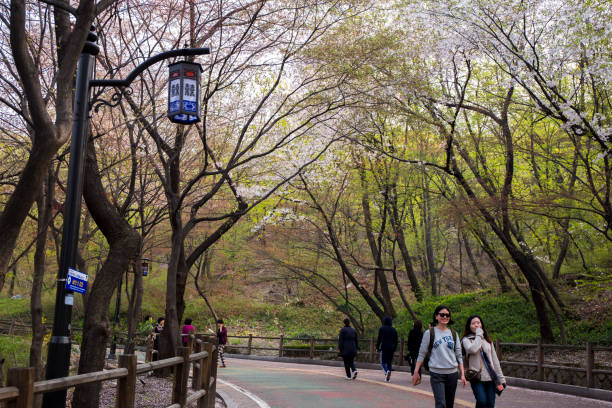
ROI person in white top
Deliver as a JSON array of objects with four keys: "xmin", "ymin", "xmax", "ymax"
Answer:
[
  {"xmin": 413, "ymin": 305, "xmax": 466, "ymax": 408},
  {"xmin": 461, "ymin": 315, "xmax": 506, "ymax": 408}
]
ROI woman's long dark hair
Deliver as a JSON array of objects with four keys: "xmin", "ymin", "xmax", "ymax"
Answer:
[
  {"xmin": 411, "ymin": 319, "xmax": 423, "ymax": 332},
  {"xmin": 462, "ymin": 315, "xmax": 492, "ymax": 343}
]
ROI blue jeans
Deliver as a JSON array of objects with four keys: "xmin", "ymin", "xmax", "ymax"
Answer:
[
  {"xmin": 470, "ymin": 380, "xmax": 497, "ymax": 408},
  {"xmin": 430, "ymin": 371, "xmax": 459, "ymax": 408},
  {"xmin": 380, "ymin": 350, "xmax": 393, "ymax": 373}
]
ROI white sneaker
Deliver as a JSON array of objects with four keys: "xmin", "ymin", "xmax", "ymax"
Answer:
[
  {"xmin": 386, "ymin": 371, "xmax": 391, "ymax": 382},
  {"xmin": 352, "ymin": 371, "xmax": 358, "ymax": 380}
]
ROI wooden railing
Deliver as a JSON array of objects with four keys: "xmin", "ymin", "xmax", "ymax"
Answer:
[
  {"xmin": 0, "ymin": 335, "xmax": 218, "ymax": 408},
  {"xmin": 221, "ymin": 334, "xmax": 612, "ymax": 390}
]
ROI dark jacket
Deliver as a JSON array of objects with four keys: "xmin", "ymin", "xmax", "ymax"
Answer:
[
  {"xmin": 376, "ymin": 316, "xmax": 398, "ymax": 352},
  {"xmin": 217, "ymin": 326, "xmax": 227, "ymax": 345},
  {"xmin": 407, "ymin": 327, "xmax": 423, "ymax": 358},
  {"xmin": 338, "ymin": 325, "xmax": 359, "ymax": 358}
]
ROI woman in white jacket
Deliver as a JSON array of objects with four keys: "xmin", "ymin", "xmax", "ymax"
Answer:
[{"xmin": 461, "ymin": 315, "xmax": 506, "ymax": 408}]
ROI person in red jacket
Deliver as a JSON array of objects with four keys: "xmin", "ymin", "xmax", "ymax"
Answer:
[
  {"xmin": 216, "ymin": 319, "xmax": 227, "ymax": 367},
  {"xmin": 182, "ymin": 318, "xmax": 195, "ymax": 346}
]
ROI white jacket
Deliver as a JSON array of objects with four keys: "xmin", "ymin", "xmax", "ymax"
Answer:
[{"xmin": 461, "ymin": 328, "xmax": 505, "ymax": 384}]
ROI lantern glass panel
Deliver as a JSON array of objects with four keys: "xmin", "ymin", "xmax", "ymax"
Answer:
[{"xmin": 168, "ymin": 61, "xmax": 202, "ymax": 124}]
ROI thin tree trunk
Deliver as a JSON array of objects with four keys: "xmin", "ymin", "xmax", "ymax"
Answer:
[
  {"xmin": 461, "ymin": 231, "xmax": 486, "ymax": 289},
  {"xmin": 126, "ymin": 260, "xmax": 144, "ymax": 354},
  {"xmin": 72, "ymin": 143, "xmax": 141, "ymax": 408},
  {"xmin": 301, "ymin": 174, "xmax": 386, "ymax": 321},
  {"xmin": 390, "ymin": 243, "xmax": 418, "ymax": 320},
  {"xmin": 30, "ymin": 167, "xmax": 54, "ymax": 408},
  {"xmin": 194, "ymin": 251, "xmax": 219, "ymax": 322},
  {"xmin": 552, "ymin": 221, "xmax": 570, "ymax": 280},
  {"xmin": 422, "ymin": 175, "xmax": 437, "ymax": 296},
  {"xmin": 470, "ymin": 228, "xmax": 513, "ymax": 294},
  {"xmin": 389, "ymin": 185, "xmax": 423, "ymax": 301},
  {"xmin": 458, "ymin": 230, "xmax": 463, "ymax": 293},
  {"xmin": 360, "ymin": 171, "xmax": 395, "ymax": 318}
]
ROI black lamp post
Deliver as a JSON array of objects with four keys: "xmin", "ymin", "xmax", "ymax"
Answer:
[{"xmin": 42, "ymin": 27, "xmax": 209, "ymax": 407}]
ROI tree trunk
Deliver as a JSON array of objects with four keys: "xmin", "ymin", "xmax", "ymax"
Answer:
[
  {"xmin": 461, "ymin": 231, "xmax": 486, "ymax": 289},
  {"xmin": 470, "ymin": 228, "xmax": 513, "ymax": 294},
  {"xmin": 159, "ymin": 226, "xmax": 182, "ymax": 364},
  {"xmin": 71, "ymin": 143, "xmax": 141, "ymax": 408},
  {"xmin": 391, "ymin": 263, "xmax": 418, "ymax": 320},
  {"xmin": 0, "ymin": 136, "xmax": 61, "ymax": 289},
  {"xmin": 1, "ymin": 0, "xmax": 98, "ymax": 287},
  {"xmin": 125, "ymin": 261, "xmax": 144, "ymax": 354},
  {"xmin": 30, "ymin": 167, "xmax": 54, "ymax": 408},
  {"xmin": 194, "ymin": 251, "xmax": 219, "ymax": 322},
  {"xmin": 301, "ymin": 175, "xmax": 386, "ymax": 321},
  {"xmin": 422, "ymin": 175, "xmax": 437, "ymax": 296},
  {"xmin": 390, "ymin": 185, "xmax": 423, "ymax": 301},
  {"xmin": 360, "ymin": 182, "xmax": 395, "ymax": 318},
  {"xmin": 458, "ymin": 230, "xmax": 463, "ymax": 292}
]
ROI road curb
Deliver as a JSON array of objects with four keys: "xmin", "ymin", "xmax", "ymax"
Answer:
[
  {"xmin": 216, "ymin": 390, "xmax": 238, "ymax": 408},
  {"xmin": 225, "ymin": 353, "xmax": 612, "ymax": 403},
  {"xmin": 505, "ymin": 376, "xmax": 612, "ymax": 403}
]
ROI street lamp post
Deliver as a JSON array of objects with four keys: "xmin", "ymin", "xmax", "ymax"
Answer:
[
  {"xmin": 42, "ymin": 26, "xmax": 209, "ymax": 407},
  {"xmin": 43, "ymin": 28, "xmax": 99, "ymax": 407}
]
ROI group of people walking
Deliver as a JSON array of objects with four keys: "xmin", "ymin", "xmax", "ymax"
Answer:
[
  {"xmin": 147, "ymin": 316, "xmax": 228, "ymax": 368},
  {"xmin": 338, "ymin": 305, "xmax": 506, "ymax": 408}
]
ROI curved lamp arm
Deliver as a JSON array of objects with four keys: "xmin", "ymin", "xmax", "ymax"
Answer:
[{"xmin": 90, "ymin": 47, "xmax": 210, "ymax": 88}]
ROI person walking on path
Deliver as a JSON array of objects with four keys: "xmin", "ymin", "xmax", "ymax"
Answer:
[
  {"xmin": 217, "ymin": 319, "xmax": 228, "ymax": 367},
  {"xmin": 182, "ymin": 318, "xmax": 195, "ymax": 346},
  {"xmin": 407, "ymin": 319, "xmax": 424, "ymax": 376},
  {"xmin": 413, "ymin": 305, "xmax": 466, "ymax": 408},
  {"xmin": 376, "ymin": 316, "xmax": 398, "ymax": 382},
  {"xmin": 153, "ymin": 317, "xmax": 164, "ymax": 361},
  {"xmin": 462, "ymin": 315, "xmax": 506, "ymax": 408},
  {"xmin": 338, "ymin": 318, "xmax": 359, "ymax": 380}
]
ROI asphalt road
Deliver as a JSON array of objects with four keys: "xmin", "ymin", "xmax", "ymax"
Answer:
[{"xmin": 216, "ymin": 358, "xmax": 612, "ymax": 408}]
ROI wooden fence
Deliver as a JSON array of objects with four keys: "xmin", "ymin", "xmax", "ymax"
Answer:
[
  {"xmin": 0, "ymin": 335, "xmax": 218, "ymax": 408},
  {"xmin": 221, "ymin": 334, "xmax": 612, "ymax": 391},
  {"xmin": 2, "ymin": 319, "xmax": 611, "ymax": 391}
]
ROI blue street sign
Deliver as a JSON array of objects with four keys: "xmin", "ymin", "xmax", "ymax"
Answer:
[{"xmin": 65, "ymin": 268, "xmax": 88, "ymax": 294}]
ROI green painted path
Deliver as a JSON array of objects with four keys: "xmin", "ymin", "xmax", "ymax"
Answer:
[{"xmin": 216, "ymin": 358, "xmax": 612, "ymax": 408}]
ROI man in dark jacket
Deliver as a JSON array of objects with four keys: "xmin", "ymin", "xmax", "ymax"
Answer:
[
  {"xmin": 338, "ymin": 318, "xmax": 359, "ymax": 380},
  {"xmin": 376, "ymin": 316, "xmax": 398, "ymax": 382}
]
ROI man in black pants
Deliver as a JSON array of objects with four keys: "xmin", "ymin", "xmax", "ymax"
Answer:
[
  {"xmin": 376, "ymin": 316, "xmax": 398, "ymax": 382},
  {"xmin": 338, "ymin": 318, "xmax": 359, "ymax": 380}
]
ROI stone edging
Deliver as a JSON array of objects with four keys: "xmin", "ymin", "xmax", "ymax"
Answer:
[
  {"xmin": 225, "ymin": 353, "xmax": 612, "ymax": 403},
  {"xmin": 216, "ymin": 390, "xmax": 237, "ymax": 408}
]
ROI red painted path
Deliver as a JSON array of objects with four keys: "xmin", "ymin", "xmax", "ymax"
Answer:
[{"xmin": 216, "ymin": 358, "xmax": 612, "ymax": 408}]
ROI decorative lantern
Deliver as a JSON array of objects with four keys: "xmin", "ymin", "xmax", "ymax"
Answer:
[{"xmin": 168, "ymin": 61, "xmax": 202, "ymax": 124}]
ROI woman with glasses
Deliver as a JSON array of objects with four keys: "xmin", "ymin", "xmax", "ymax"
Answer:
[
  {"xmin": 412, "ymin": 305, "xmax": 466, "ymax": 408},
  {"xmin": 462, "ymin": 315, "xmax": 506, "ymax": 407}
]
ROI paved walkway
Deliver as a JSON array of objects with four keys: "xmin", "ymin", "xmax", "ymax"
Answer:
[{"xmin": 216, "ymin": 358, "xmax": 612, "ymax": 408}]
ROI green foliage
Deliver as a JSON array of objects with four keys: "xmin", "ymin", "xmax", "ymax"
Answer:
[
  {"xmin": 395, "ymin": 291, "xmax": 612, "ymax": 346},
  {"xmin": 0, "ymin": 297, "xmax": 30, "ymax": 318},
  {"xmin": 0, "ymin": 334, "xmax": 30, "ymax": 378}
]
